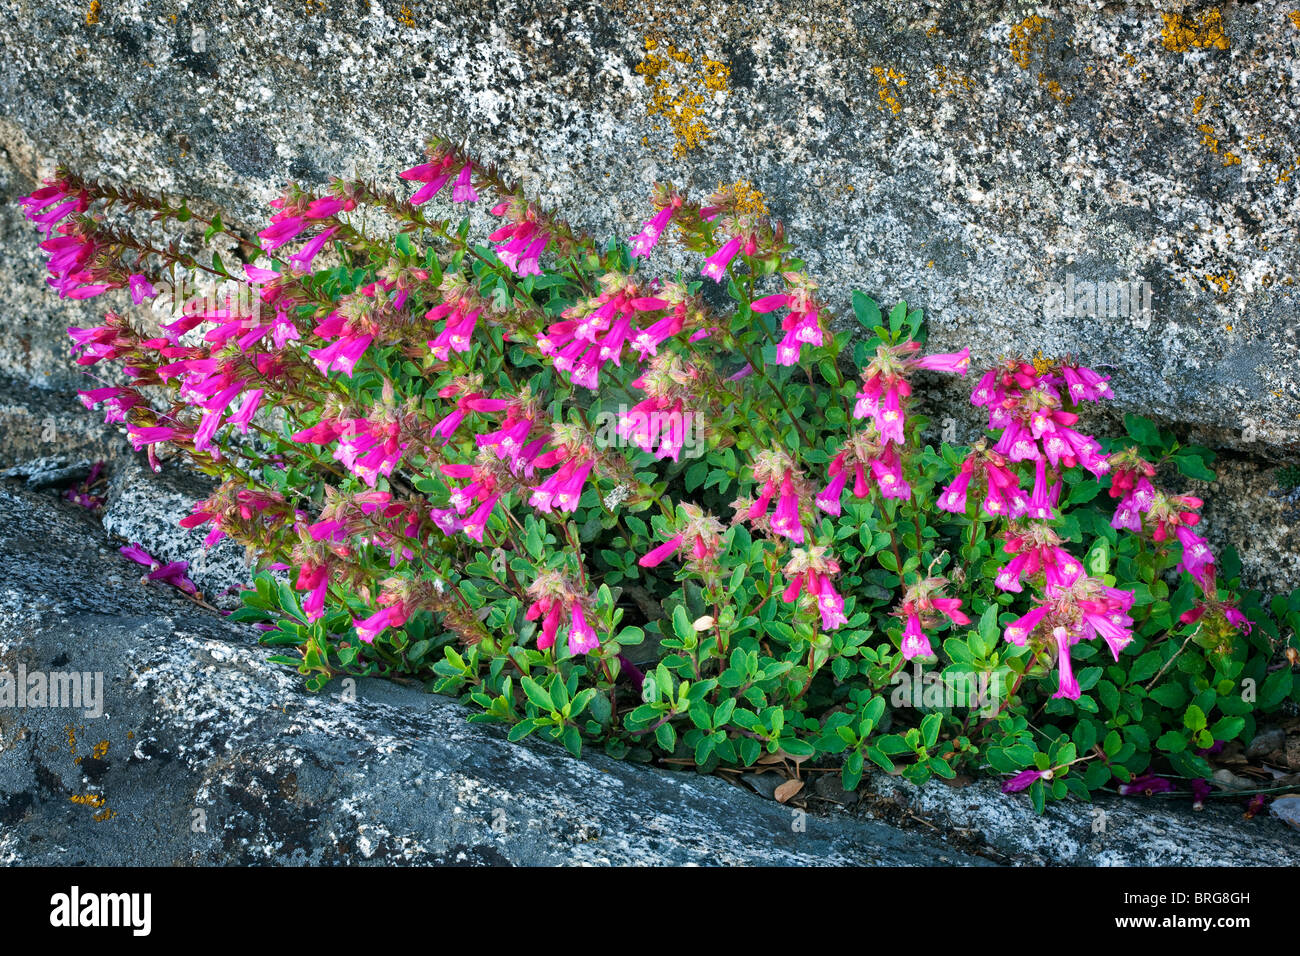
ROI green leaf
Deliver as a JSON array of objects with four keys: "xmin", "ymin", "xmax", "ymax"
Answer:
[
  {"xmin": 521, "ymin": 676, "xmax": 555, "ymax": 712},
  {"xmin": 1183, "ymin": 704, "xmax": 1207, "ymax": 732},
  {"xmin": 1123, "ymin": 413, "xmax": 1161, "ymax": 448},
  {"xmin": 851, "ymin": 291, "xmax": 882, "ymax": 329}
]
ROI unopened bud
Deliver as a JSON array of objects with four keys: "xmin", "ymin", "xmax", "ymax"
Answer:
[{"xmin": 693, "ymin": 615, "xmax": 715, "ymax": 631}]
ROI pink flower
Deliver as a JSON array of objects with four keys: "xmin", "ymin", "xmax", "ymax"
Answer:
[
  {"xmin": 451, "ymin": 163, "xmax": 478, "ymax": 203},
  {"xmin": 128, "ymin": 274, "xmax": 156, "ymax": 305},
  {"xmin": 639, "ymin": 534, "xmax": 685, "ymax": 568},
  {"xmin": 353, "ymin": 600, "xmax": 410, "ymax": 644},
  {"xmin": 288, "ymin": 226, "xmax": 338, "ymax": 273},
  {"xmin": 901, "ymin": 613, "xmax": 933, "ymax": 659},
  {"xmin": 1001, "ymin": 769, "xmax": 1046, "ymax": 794},
  {"xmin": 400, "ymin": 154, "xmax": 457, "ymax": 205},
  {"xmin": 568, "ymin": 603, "xmax": 600, "ymax": 654},
  {"xmin": 701, "ymin": 235, "xmax": 742, "ymax": 282},
  {"xmin": 20, "ymin": 179, "xmax": 90, "ymax": 237},
  {"xmin": 529, "ymin": 442, "xmax": 595, "ymax": 514},
  {"xmin": 629, "ymin": 204, "xmax": 675, "ymax": 258},
  {"xmin": 781, "ymin": 547, "xmax": 847, "ymax": 632}
]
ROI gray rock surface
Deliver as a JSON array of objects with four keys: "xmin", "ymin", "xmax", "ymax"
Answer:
[
  {"xmin": 2, "ymin": 0, "xmax": 1299, "ymax": 449},
  {"xmin": 865, "ymin": 769, "xmax": 1300, "ymax": 866},
  {"xmin": 0, "ymin": 482, "xmax": 992, "ymax": 865},
  {"xmin": 2, "ymin": 481, "xmax": 1298, "ymax": 865}
]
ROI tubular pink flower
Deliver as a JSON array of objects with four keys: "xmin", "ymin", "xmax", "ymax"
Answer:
[
  {"xmin": 901, "ymin": 613, "xmax": 933, "ymax": 659},
  {"xmin": 629, "ymin": 205, "xmax": 674, "ymax": 258},
  {"xmin": 451, "ymin": 163, "xmax": 478, "ymax": 203},
  {"xmin": 700, "ymin": 235, "xmax": 742, "ymax": 282},
  {"xmin": 568, "ymin": 604, "xmax": 600, "ymax": 655},
  {"xmin": 1051, "ymin": 626, "xmax": 1080, "ymax": 700},
  {"xmin": 639, "ymin": 534, "xmax": 685, "ymax": 568}
]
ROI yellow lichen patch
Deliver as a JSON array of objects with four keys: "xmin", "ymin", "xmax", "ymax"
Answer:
[
  {"xmin": 397, "ymin": 3, "xmax": 416, "ymax": 28},
  {"xmin": 1031, "ymin": 351, "xmax": 1060, "ymax": 376},
  {"xmin": 69, "ymin": 793, "xmax": 105, "ymax": 809},
  {"xmin": 1036, "ymin": 72, "xmax": 1073, "ymax": 104},
  {"xmin": 870, "ymin": 66, "xmax": 907, "ymax": 115},
  {"xmin": 1291, "ymin": 11, "xmax": 1300, "ymax": 30},
  {"xmin": 930, "ymin": 63, "xmax": 975, "ymax": 95},
  {"xmin": 1009, "ymin": 15, "xmax": 1050, "ymax": 70},
  {"xmin": 1192, "ymin": 94, "xmax": 1206, "ymax": 116},
  {"xmin": 636, "ymin": 36, "xmax": 731, "ymax": 157},
  {"xmin": 1160, "ymin": 9, "xmax": 1231, "ymax": 52},
  {"xmin": 1197, "ymin": 123, "xmax": 1241, "ymax": 166},
  {"xmin": 85, "ymin": 0, "xmax": 100, "ymax": 25},
  {"xmin": 722, "ymin": 180, "xmax": 768, "ymax": 217},
  {"xmin": 1204, "ymin": 271, "xmax": 1236, "ymax": 294},
  {"xmin": 1007, "ymin": 16, "xmax": 1071, "ymax": 102}
]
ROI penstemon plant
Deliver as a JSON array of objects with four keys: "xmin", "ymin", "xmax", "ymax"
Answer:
[{"xmin": 20, "ymin": 137, "xmax": 1300, "ymax": 812}]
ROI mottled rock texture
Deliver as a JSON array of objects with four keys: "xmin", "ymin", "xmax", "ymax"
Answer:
[
  {"xmin": 2, "ymin": 483, "xmax": 1298, "ymax": 865},
  {"xmin": 0, "ymin": 483, "xmax": 996, "ymax": 865},
  {"xmin": 2, "ymin": 0, "xmax": 1298, "ymax": 436},
  {"xmin": 1, "ymin": 0, "xmax": 1299, "ymax": 586}
]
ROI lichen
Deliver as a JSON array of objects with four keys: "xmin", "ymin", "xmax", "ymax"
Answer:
[
  {"xmin": 870, "ymin": 66, "xmax": 907, "ymax": 115},
  {"xmin": 1160, "ymin": 9, "xmax": 1231, "ymax": 53},
  {"xmin": 635, "ymin": 36, "xmax": 731, "ymax": 157}
]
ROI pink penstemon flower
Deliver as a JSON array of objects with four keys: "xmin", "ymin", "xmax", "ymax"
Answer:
[
  {"xmin": 528, "ymin": 425, "xmax": 597, "ymax": 515},
  {"xmin": 638, "ymin": 504, "xmax": 725, "ymax": 573},
  {"xmin": 893, "ymin": 576, "xmax": 969, "ymax": 660},
  {"xmin": 525, "ymin": 572, "xmax": 603, "ymax": 656},
  {"xmin": 854, "ymin": 341, "xmax": 970, "ymax": 446},
  {"xmin": 629, "ymin": 185, "xmax": 683, "ymax": 258},
  {"xmin": 1003, "ymin": 574, "xmax": 1135, "ymax": 700},
  {"xmin": 781, "ymin": 545, "xmax": 849, "ymax": 631},
  {"xmin": 538, "ymin": 276, "xmax": 673, "ymax": 389},
  {"xmin": 995, "ymin": 522, "xmax": 1084, "ymax": 593},
  {"xmin": 743, "ymin": 448, "xmax": 810, "ymax": 544}
]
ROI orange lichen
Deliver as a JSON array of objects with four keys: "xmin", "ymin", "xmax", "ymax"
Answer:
[
  {"xmin": 69, "ymin": 793, "xmax": 106, "ymax": 808},
  {"xmin": 870, "ymin": 66, "xmax": 907, "ymax": 115},
  {"xmin": 85, "ymin": 0, "xmax": 100, "ymax": 25},
  {"xmin": 1198, "ymin": 123, "xmax": 1241, "ymax": 166},
  {"xmin": 1009, "ymin": 15, "xmax": 1048, "ymax": 69},
  {"xmin": 930, "ymin": 63, "xmax": 974, "ymax": 95},
  {"xmin": 397, "ymin": 3, "xmax": 416, "ymax": 27},
  {"xmin": 1007, "ymin": 16, "xmax": 1071, "ymax": 102},
  {"xmin": 1204, "ymin": 272, "xmax": 1236, "ymax": 294},
  {"xmin": 1160, "ymin": 10, "xmax": 1231, "ymax": 52},
  {"xmin": 723, "ymin": 180, "xmax": 768, "ymax": 217},
  {"xmin": 1291, "ymin": 11, "xmax": 1300, "ymax": 30},
  {"xmin": 636, "ymin": 36, "xmax": 731, "ymax": 156}
]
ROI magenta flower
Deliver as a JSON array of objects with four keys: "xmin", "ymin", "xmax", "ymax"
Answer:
[
  {"xmin": 781, "ymin": 547, "xmax": 847, "ymax": 632},
  {"xmin": 629, "ymin": 204, "xmax": 675, "ymax": 258},
  {"xmin": 20, "ymin": 179, "xmax": 89, "ymax": 237},
  {"xmin": 1118, "ymin": 774, "xmax": 1174, "ymax": 797},
  {"xmin": 901, "ymin": 613, "xmax": 932, "ymax": 659},
  {"xmin": 568, "ymin": 604, "xmax": 600, "ymax": 654},
  {"xmin": 1001, "ymin": 769, "xmax": 1047, "ymax": 793},
  {"xmin": 639, "ymin": 534, "xmax": 685, "ymax": 568},
  {"xmin": 400, "ymin": 154, "xmax": 457, "ymax": 205},
  {"xmin": 451, "ymin": 163, "xmax": 478, "ymax": 203},
  {"xmin": 353, "ymin": 599, "xmax": 410, "ymax": 644},
  {"xmin": 529, "ymin": 442, "xmax": 595, "ymax": 514},
  {"xmin": 701, "ymin": 235, "xmax": 742, "ymax": 282}
]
